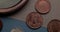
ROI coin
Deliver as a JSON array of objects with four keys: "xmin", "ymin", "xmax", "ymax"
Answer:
[
  {"xmin": 47, "ymin": 19, "xmax": 60, "ymax": 32},
  {"xmin": 26, "ymin": 12, "xmax": 43, "ymax": 29},
  {"xmin": 35, "ymin": 0, "xmax": 51, "ymax": 14}
]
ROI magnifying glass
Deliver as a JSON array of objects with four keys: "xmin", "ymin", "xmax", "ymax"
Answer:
[{"xmin": 0, "ymin": 0, "xmax": 27, "ymax": 17}]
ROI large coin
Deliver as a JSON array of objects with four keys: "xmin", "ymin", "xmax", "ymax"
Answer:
[
  {"xmin": 35, "ymin": 0, "xmax": 51, "ymax": 14},
  {"xmin": 26, "ymin": 12, "xmax": 43, "ymax": 29},
  {"xmin": 47, "ymin": 19, "xmax": 60, "ymax": 32}
]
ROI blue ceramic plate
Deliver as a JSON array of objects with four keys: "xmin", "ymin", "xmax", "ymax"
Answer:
[{"xmin": 1, "ymin": 17, "xmax": 48, "ymax": 32}]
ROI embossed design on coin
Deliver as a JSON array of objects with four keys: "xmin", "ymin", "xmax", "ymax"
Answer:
[
  {"xmin": 35, "ymin": 0, "xmax": 51, "ymax": 14},
  {"xmin": 26, "ymin": 12, "xmax": 43, "ymax": 29}
]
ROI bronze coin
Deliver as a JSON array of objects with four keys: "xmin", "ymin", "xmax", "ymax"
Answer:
[
  {"xmin": 0, "ymin": 0, "xmax": 27, "ymax": 17},
  {"xmin": 0, "ymin": 20, "xmax": 3, "ymax": 31},
  {"xmin": 47, "ymin": 19, "xmax": 60, "ymax": 32},
  {"xmin": 35, "ymin": 0, "xmax": 51, "ymax": 14},
  {"xmin": 26, "ymin": 12, "xmax": 43, "ymax": 29}
]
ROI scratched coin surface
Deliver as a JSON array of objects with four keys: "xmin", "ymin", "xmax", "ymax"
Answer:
[
  {"xmin": 26, "ymin": 12, "xmax": 43, "ymax": 29},
  {"xmin": 0, "ymin": 20, "xmax": 3, "ymax": 31},
  {"xmin": 47, "ymin": 19, "xmax": 60, "ymax": 32},
  {"xmin": 35, "ymin": 0, "xmax": 51, "ymax": 14}
]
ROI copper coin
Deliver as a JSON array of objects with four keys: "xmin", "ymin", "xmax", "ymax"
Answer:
[
  {"xmin": 35, "ymin": 0, "xmax": 51, "ymax": 14},
  {"xmin": 47, "ymin": 19, "xmax": 60, "ymax": 32},
  {"xmin": 0, "ymin": 20, "xmax": 3, "ymax": 31},
  {"xmin": 26, "ymin": 12, "xmax": 43, "ymax": 29}
]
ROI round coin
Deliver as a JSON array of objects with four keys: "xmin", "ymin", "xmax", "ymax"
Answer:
[
  {"xmin": 47, "ymin": 19, "xmax": 60, "ymax": 32},
  {"xmin": 26, "ymin": 12, "xmax": 43, "ymax": 29},
  {"xmin": 35, "ymin": 0, "xmax": 51, "ymax": 14}
]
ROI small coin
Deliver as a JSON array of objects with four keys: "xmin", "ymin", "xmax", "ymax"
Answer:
[
  {"xmin": 47, "ymin": 19, "xmax": 60, "ymax": 32},
  {"xmin": 0, "ymin": 20, "xmax": 3, "ymax": 31},
  {"xmin": 26, "ymin": 12, "xmax": 43, "ymax": 29},
  {"xmin": 35, "ymin": 0, "xmax": 51, "ymax": 14}
]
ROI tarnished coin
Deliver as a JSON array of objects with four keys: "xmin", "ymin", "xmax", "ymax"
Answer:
[
  {"xmin": 35, "ymin": 0, "xmax": 51, "ymax": 14},
  {"xmin": 0, "ymin": 20, "xmax": 3, "ymax": 31},
  {"xmin": 47, "ymin": 19, "xmax": 60, "ymax": 32},
  {"xmin": 26, "ymin": 12, "xmax": 43, "ymax": 29}
]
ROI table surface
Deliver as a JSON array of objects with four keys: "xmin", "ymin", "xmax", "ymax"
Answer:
[
  {"xmin": 11, "ymin": 0, "xmax": 60, "ymax": 27},
  {"xmin": 0, "ymin": 0, "xmax": 60, "ymax": 27}
]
